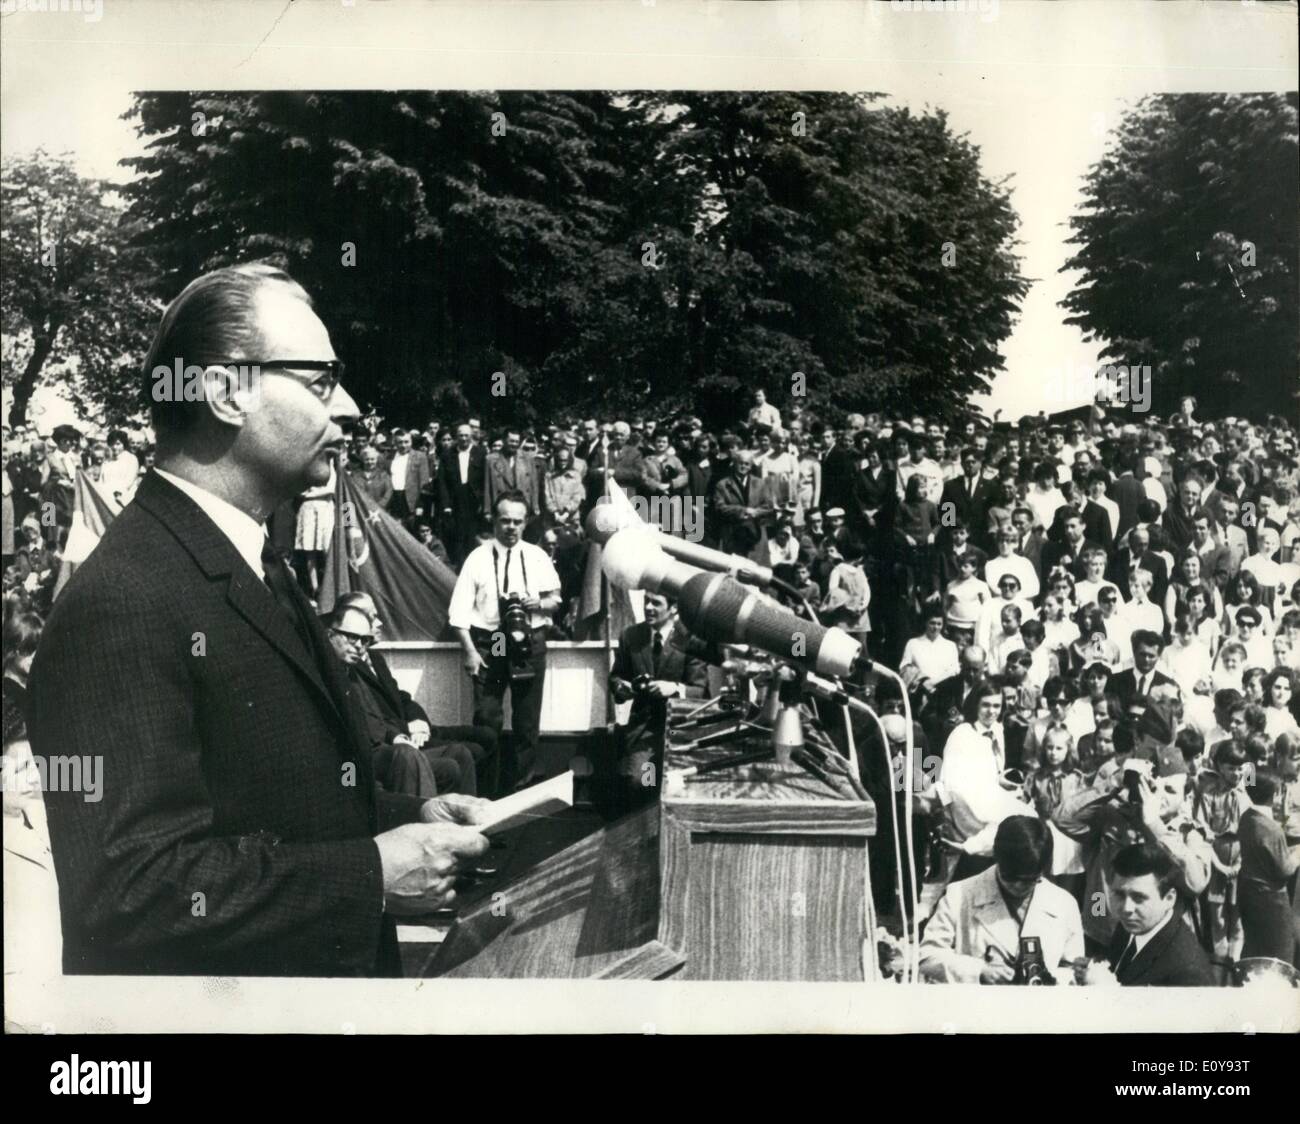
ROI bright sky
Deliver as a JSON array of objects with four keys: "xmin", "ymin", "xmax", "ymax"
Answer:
[{"xmin": 2, "ymin": 0, "xmax": 1295, "ymax": 431}]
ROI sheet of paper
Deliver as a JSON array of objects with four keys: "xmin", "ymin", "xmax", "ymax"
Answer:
[{"xmin": 479, "ymin": 770, "xmax": 575, "ymax": 836}]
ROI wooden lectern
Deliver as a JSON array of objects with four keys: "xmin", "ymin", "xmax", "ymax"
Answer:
[{"xmin": 424, "ymin": 699, "xmax": 877, "ymax": 980}]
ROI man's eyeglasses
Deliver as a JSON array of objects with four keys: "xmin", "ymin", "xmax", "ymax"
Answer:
[
  {"xmin": 329, "ymin": 627, "xmax": 374, "ymax": 648},
  {"xmin": 218, "ymin": 359, "xmax": 344, "ymax": 402}
]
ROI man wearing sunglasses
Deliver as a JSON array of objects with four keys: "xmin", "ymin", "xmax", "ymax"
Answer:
[{"xmin": 28, "ymin": 263, "xmax": 489, "ymax": 977}]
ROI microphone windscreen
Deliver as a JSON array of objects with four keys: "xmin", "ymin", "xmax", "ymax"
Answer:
[
  {"xmin": 585, "ymin": 501, "xmax": 644, "ymax": 544},
  {"xmin": 678, "ymin": 572, "xmax": 859, "ymax": 677},
  {"xmin": 600, "ymin": 527, "xmax": 659, "ymax": 588}
]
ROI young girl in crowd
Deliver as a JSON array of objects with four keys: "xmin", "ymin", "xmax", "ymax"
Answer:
[{"xmin": 1022, "ymin": 723, "xmax": 1087, "ymax": 904}]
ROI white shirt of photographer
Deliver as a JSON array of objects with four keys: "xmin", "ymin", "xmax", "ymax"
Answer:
[
  {"xmin": 920, "ymin": 867, "xmax": 1085, "ymax": 985},
  {"xmin": 447, "ymin": 539, "xmax": 561, "ymax": 632}
]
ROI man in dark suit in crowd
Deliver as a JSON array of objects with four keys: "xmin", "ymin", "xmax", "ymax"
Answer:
[
  {"xmin": 818, "ymin": 424, "xmax": 858, "ymax": 515},
  {"xmin": 1107, "ymin": 523, "xmax": 1171, "ymax": 605},
  {"xmin": 585, "ymin": 421, "xmax": 655, "ymax": 507},
  {"xmin": 483, "ymin": 429, "xmax": 542, "ymax": 527},
  {"xmin": 1107, "ymin": 453, "xmax": 1148, "ymax": 539},
  {"xmin": 1105, "ymin": 843, "xmax": 1216, "ymax": 986},
  {"xmin": 1161, "ymin": 474, "xmax": 1210, "ymax": 554},
  {"xmin": 436, "ymin": 422, "xmax": 487, "ymax": 567},
  {"xmin": 26, "ymin": 263, "xmax": 488, "ymax": 977},
  {"xmin": 1039, "ymin": 509, "xmax": 1104, "ymax": 581},
  {"xmin": 386, "ymin": 428, "xmax": 433, "ymax": 525},
  {"xmin": 922, "ymin": 643, "xmax": 988, "ymax": 754},
  {"xmin": 940, "ymin": 447, "xmax": 993, "ymax": 535},
  {"xmin": 576, "ymin": 417, "xmax": 604, "ymax": 477},
  {"xmin": 609, "ymin": 592, "xmax": 709, "ymax": 803},
  {"xmin": 1047, "ymin": 481, "xmax": 1114, "ymax": 553},
  {"xmin": 711, "ymin": 450, "xmax": 776, "ymax": 561},
  {"xmin": 324, "ymin": 603, "xmax": 481, "ymax": 798},
  {"xmin": 1110, "ymin": 630, "xmax": 1178, "ymax": 716}
]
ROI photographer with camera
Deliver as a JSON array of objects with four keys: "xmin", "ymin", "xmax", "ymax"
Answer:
[
  {"xmin": 1055, "ymin": 713, "xmax": 1213, "ymax": 956},
  {"xmin": 449, "ymin": 491, "xmax": 562, "ymax": 792},
  {"xmin": 920, "ymin": 815, "xmax": 1084, "ymax": 984}
]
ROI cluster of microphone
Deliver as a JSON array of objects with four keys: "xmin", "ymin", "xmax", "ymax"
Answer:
[{"xmin": 586, "ymin": 502, "xmax": 865, "ymax": 680}]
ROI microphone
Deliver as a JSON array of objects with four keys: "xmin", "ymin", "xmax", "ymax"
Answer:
[
  {"xmin": 601, "ymin": 528, "xmax": 861, "ymax": 678},
  {"xmin": 585, "ymin": 501, "xmax": 775, "ymax": 588}
]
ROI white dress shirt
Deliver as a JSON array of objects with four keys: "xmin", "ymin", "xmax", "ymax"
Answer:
[
  {"xmin": 155, "ymin": 468, "xmax": 267, "ymax": 580},
  {"xmin": 936, "ymin": 721, "xmax": 1022, "ymax": 843},
  {"xmin": 900, "ymin": 633, "xmax": 960, "ymax": 684},
  {"xmin": 447, "ymin": 539, "xmax": 561, "ymax": 631},
  {"xmin": 389, "ymin": 451, "xmax": 409, "ymax": 493}
]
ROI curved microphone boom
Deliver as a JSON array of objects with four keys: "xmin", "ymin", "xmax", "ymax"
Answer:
[
  {"xmin": 601, "ymin": 528, "xmax": 861, "ymax": 678},
  {"xmin": 586, "ymin": 502, "xmax": 775, "ymax": 588}
]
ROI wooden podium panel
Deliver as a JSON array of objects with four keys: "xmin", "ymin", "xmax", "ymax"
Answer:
[
  {"xmin": 426, "ymin": 701, "xmax": 877, "ymax": 980},
  {"xmin": 659, "ymin": 702, "xmax": 876, "ymax": 981},
  {"xmin": 427, "ymin": 805, "xmax": 683, "ymax": 979}
]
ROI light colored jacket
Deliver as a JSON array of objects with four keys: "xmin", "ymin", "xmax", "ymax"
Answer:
[{"xmin": 920, "ymin": 866, "xmax": 1084, "ymax": 984}]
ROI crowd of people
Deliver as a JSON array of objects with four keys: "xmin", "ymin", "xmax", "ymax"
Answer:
[{"xmin": 5, "ymin": 376, "xmax": 1300, "ymax": 984}]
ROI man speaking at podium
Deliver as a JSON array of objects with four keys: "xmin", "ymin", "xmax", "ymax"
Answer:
[{"xmin": 27, "ymin": 264, "xmax": 489, "ymax": 977}]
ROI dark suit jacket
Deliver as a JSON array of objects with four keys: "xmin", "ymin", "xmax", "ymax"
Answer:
[
  {"xmin": 1040, "ymin": 536, "xmax": 1104, "ymax": 581},
  {"xmin": 1107, "ymin": 474, "xmax": 1146, "ymax": 538},
  {"xmin": 1048, "ymin": 501, "xmax": 1114, "ymax": 553},
  {"xmin": 852, "ymin": 465, "xmax": 896, "ymax": 528},
  {"xmin": 1108, "ymin": 915, "xmax": 1217, "ymax": 986},
  {"xmin": 941, "ymin": 474, "xmax": 994, "ymax": 533},
  {"xmin": 349, "ymin": 651, "xmax": 430, "ymax": 748},
  {"xmin": 711, "ymin": 472, "xmax": 775, "ymax": 559},
  {"xmin": 922, "ymin": 673, "xmax": 981, "ymax": 753},
  {"xmin": 1107, "ymin": 548, "xmax": 1170, "ymax": 605},
  {"xmin": 1162, "ymin": 502, "xmax": 1210, "ymax": 554},
  {"xmin": 611, "ymin": 620, "xmax": 708, "ymax": 748},
  {"xmin": 26, "ymin": 471, "xmax": 424, "ymax": 977},
  {"xmin": 390, "ymin": 450, "xmax": 433, "ymax": 511},
  {"xmin": 436, "ymin": 445, "xmax": 487, "ymax": 517},
  {"xmin": 1237, "ymin": 807, "xmax": 1298, "ymax": 961},
  {"xmin": 483, "ymin": 452, "xmax": 542, "ymax": 519},
  {"xmin": 1110, "ymin": 667, "xmax": 1178, "ymax": 713},
  {"xmin": 819, "ymin": 446, "xmax": 857, "ymax": 513}
]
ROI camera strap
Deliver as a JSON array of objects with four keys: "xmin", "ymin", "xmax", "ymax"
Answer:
[{"xmin": 493, "ymin": 544, "xmax": 530, "ymax": 600}]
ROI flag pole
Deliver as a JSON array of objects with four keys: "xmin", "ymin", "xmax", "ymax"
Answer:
[{"xmin": 601, "ymin": 430, "xmax": 614, "ymax": 729}]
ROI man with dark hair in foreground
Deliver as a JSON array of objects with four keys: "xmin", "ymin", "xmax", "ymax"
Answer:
[{"xmin": 28, "ymin": 263, "xmax": 488, "ymax": 976}]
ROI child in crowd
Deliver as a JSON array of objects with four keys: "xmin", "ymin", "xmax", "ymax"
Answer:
[
  {"xmin": 945, "ymin": 551, "xmax": 991, "ymax": 625},
  {"xmin": 1019, "ymin": 618, "xmax": 1058, "ymax": 692},
  {"xmin": 1193, "ymin": 740, "xmax": 1250, "ymax": 960},
  {"xmin": 1022, "ymin": 723, "xmax": 1087, "ymax": 904}
]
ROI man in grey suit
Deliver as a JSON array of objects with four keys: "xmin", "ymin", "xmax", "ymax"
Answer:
[{"xmin": 27, "ymin": 263, "xmax": 487, "ymax": 976}]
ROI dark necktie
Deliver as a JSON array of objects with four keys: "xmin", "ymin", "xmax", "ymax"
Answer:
[
  {"xmin": 501, "ymin": 546, "xmax": 513, "ymax": 593},
  {"xmin": 653, "ymin": 630, "xmax": 663, "ymax": 674},
  {"xmin": 261, "ymin": 541, "xmax": 313, "ymax": 653},
  {"xmin": 1115, "ymin": 937, "xmax": 1138, "ymax": 978}
]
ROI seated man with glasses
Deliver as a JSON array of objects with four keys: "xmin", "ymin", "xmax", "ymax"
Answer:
[{"xmin": 325, "ymin": 604, "xmax": 477, "ymax": 797}]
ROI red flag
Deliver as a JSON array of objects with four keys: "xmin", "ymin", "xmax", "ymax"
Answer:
[
  {"xmin": 320, "ymin": 470, "xmax": 457, "ymax": 641},
  {"xmin": 54, "ymin": 472, "xmax": 121, "ymax": 599}
]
